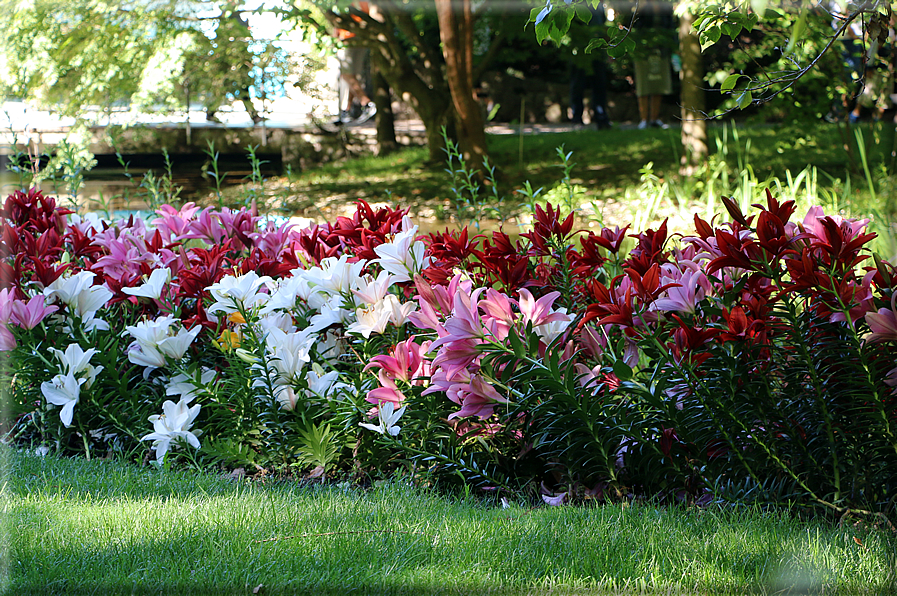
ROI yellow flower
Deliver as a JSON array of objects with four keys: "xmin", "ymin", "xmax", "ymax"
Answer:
[
  {"xmin": 227, "ymin": 312, "xmax": 247, "ymax": 325},
  {"xmin": 213, "ymin": 329, "xmax": 242, "ymax": 352}
]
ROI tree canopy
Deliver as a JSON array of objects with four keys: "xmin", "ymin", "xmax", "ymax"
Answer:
[
  {"xmin": 0, "ymin": 0, "xmax": 317, "ymax": 121},
  {"xmin": 528, "ymin": 0, "xmax": 894, "ymax": 117}
]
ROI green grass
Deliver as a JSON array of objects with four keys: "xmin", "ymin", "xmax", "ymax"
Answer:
[
  {"xmin": 266, "ymin": 120, "xmax": 897, "ymax": 234},
  {"xmin": 4, "ymin": 448, "xmax": 896, "ymax": 595}
]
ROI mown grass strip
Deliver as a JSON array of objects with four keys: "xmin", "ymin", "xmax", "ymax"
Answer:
[{"xmin": 3, "ymin": 448, "xmax": 896, "ymax": 595}]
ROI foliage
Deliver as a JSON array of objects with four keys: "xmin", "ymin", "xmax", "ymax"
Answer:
[
  {"xmin": 528, "ymin": 0, "xmax": 894, "ymax": 117},
  {"xmin": 0, "ymin": 0, "xmax": 317, "ymax": 120},
  {"xmin": 2, "ymin": 148, "xmax": 897, "ymax": 527}
]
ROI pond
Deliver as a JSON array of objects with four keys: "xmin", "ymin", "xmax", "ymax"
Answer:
[{"xmin": 0, "ymin": 151, "xmax": 284, "ymax": 215}]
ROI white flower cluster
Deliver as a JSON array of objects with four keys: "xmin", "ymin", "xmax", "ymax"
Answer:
[
  {"xmin": 202, "ymin": 232, "xmax": 426, "ymax": 412},
  {"xmin": 43, "ymin": 271, "xmax": 113, "ymax": 332},
  {"xmin": 123, "ymin": 316, "xmax": 202, "ymax": 377},
  {"xmin": 39, "ymin": 343, "xmax": 103, "ymax": 427}
]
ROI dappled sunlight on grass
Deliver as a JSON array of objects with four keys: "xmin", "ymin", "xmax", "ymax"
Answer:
[{"xmin": 6, "ymin": 450, "xmax": 897, "ymax": 594}]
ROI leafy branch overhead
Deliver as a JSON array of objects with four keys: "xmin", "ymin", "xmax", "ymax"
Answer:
[{"xmin": 527, "ymin": 0, "xmax": 895, "ymax": 113}]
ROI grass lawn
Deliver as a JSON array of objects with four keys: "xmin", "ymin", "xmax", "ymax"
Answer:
[
  {"xmin": 4, "ymin": 448, "xmax": 896, "ymax": 595},
  {"xmin": 263, "ymin": 120, "xmax": 897, "ymax": 241}
]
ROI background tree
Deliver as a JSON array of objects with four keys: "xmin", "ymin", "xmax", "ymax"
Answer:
[
  {"xmin": 434, "ymin": 0, "xmax": 488, "ymax": 168},
  {"xmin": 319, "ymin": 0, "xmax": 512, "ymax": 165},
  {"xmin": 530, "ymin": 0, "xmax": 893, "ymax": 168},
  {"xmin": 0, "ymin": 0, "xmax": 313, "ymax": 123}
]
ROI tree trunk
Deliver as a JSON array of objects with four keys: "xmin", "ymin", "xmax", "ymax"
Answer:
[
  {"xmin": 434, "ymin": 0, "xmax": 489, "ymax": 170},
  {"xmin": 372, "ymin": 66, "xmax": 398, "ymax": 156},
  {"xmin": 678, "ymin": 8, "xmax": 707, "ymax": 176}
]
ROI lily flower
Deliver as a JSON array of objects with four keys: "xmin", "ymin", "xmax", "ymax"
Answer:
[
  {"xmin": 864, "ymin": 294, "xmax": 897, "ymax": 345},
  {"xmin": 359, "ymin": 400, "xmax": 406, "ymax": 436},
  {"xmin": 41, "ymin": 372, "xmax": 85, "ymax": 427},
  {"xmin": 206, "ymin": 271, "xmax": 272, "ymax": 315},
  {"xmin": 48, "ymin": 343, "xmax": 103, "ymax": 387},
  {"xmin": 304, "ymin": 368, "xmax": 350, "ymax": 400},
  {"xmin": 141, "ymin": 399, "xmax": 202, "ymax": 462},
  {"xmin": 43, "ymin": 270, "xmax": 96, "ymax": 306},
  {"xmin": 518, "ymin": 289, "xmax": 569, "ymax": 329},
  {"xmin": 122, "ymin": 267, "xmax": 172, "ymax": 300},
  {"xmin": 11, "ymin": 295, "xmax": 58, "ymax": 329},
  {"xmin": 165, "ymin": 369, "xmax": 217, "ymax": 403},
  {"xmin": 156, "ymin": 326, "xmax": 202, "ymax": 360},
  {"xmin": 374, "ymin": 226, "xmax": 431, "ymax": 283}
]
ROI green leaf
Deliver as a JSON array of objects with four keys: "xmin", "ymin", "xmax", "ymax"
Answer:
[
  {"xmin": 574, "ymin": 4, "xmax": 591, "ymax": 24},
  {"xmin": 750, "ymin": 0, "xmax": 768, "ymax": 17},
  {"xmin": 508, "ymin": 330, "xmax": 526, "ymax": 359},
  {"xmin": 785, "ymin": 10, "xmax": 807, "ymax": 54},
  {"xmin": 527, "ymin": 6, "xmax": 543, "ymax": 25},
  {"xmin": 607, "ymin": 37, "xmax": 635, "ymax": 59},
  {"xmin": 535, "ymin": 20, "xmax": 550, "ymax": 44},
  {"xmin": 612, "ymin": 360, "xmax": 633, "ymax": 382},
  {"xmin": 720, "ymin": 73, "xmax": 743, "ymax": 93},
  {"xmin": 721, "ymin": 21, "xmax": 742, "ymax": 39},
  {"xmin": 700, "ymin": 25, "xmax": 721, "ymax": 50},
  {"xmin": 585, "ymin": 38, "xmax": 608, "ymax": 54},
  {"xmin": 736, "ymin": 89, "xmax": 753, "ymax": 109}
]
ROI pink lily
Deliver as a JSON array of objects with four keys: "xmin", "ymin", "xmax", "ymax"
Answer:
[
  {"xmin": 365, "ymin": 372, "xmax": 406, "ymax": 406},
  {"xmin": 518, "ymin": 288, "xmax": 568, "ymax": 328},
  {"xmin": 431, "ymin": 337, "xmax": 482, "ymax": 379},
  {"xmin": 11, "ymin": 295, "xmax": 58, "ymax": 329},
  {"xmin": 864, "ymin": 294, "xmax": 897, "ymax": 345},
  {"xmin": 430, "ymin": 287, "xmax": 486, "ymax": 351},
  {"xmin": 447, "ymin": 373, "xmax": 509, "ymax": 420},
  {"xmin": 366, "ymin": 337, "xmax": 431, "ymax": 385},
  {"xmin": 0, "ymin": 326, "xmax": 15, "ymax": 351},
  {"xmin": 154, "ymin": 202, "xmax": 200, "ymax": 241},
  {"xmin": 479, "ymin": 288, "xmax": 516, "ymax": 341},
  {"xmin": 650, "ymin": 269, "xmax": 711, "ymax": 314}
]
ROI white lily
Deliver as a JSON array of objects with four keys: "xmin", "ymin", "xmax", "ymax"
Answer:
[
  {"xmin": 259, "ymin": 275, "xmax": 314, "ymax": 315},
  {"xmin": 359, "ymin": 401, "xmax": 406, "ymax": 437},
  {"xmin": 156, "ymin": 325, "xmax": 202, "ymax": 360},
  {"xmin": 205, "ymin": 271, "xmax": 272, "ymax": 315},
  {"xmin": 124, "ymin": 316, "xmax": 175, "ymax": 349},
  {"xmin": 49, "ymin": 343, "xmax": 98, "ymax": 376},
  {"xmin": 164, "ymin": 369, "xmax": 217, "ymax": 403},
  {"xmin": 304, "ymin": 367, "xmax": 350, "ymax": 399},
  {"xmin": 273, "ymin": 384, "xmax": 300, "ymax": 411},
  {"xmin": 43, "ymin": 271, "xmax": 96, "ymax": 306},
  {"xmin": 346, "ymin": 300, "xmax": 392, "ymax": 338},
  {"xmin": 141, "ymin": 399, "xmax": 202, "ymax": 462},
  {"xmin": 264, "ymin": 328, "xmax": 315, "ymax": 383},
  {"xmin": 534, "ymin": 308, "xmax": 573, "ymax": 345},
  {"xmin": 351, "ymin": 270, "xmax": 393, "ymax": 307},
  {"xmin": 126, "ymin": 342, "xmax": 168, "ymax": 373},
  {"xmin": 307, "ymin": 294, "xmax": 352, "ymax": 333},
  {"xmin": 72, "ymin": 284, "xmax": 114, "ymax": 319},
  {"xmin": 316, "ymin": 254, "xmax": 367, "ymax": 296},
  {"xmin": 41, "ymin": 372, "xmax": 85, "ymax": 427},
  {"xmin": 48, "ymin": 343, "xmax": 103, "ymax": 388},
  {"xmin": 257, "ymin": 312, "xmax": 297, "ymax": 334},
  {"xmin": 122, "ymin": 267, "xmax": 171, "ymax": 300},
  {"xmin": 384, "ymin": 293, "xmax": 417, "ymax": 327},
  {"xmin": 373, "ymin": 226, "xmax": 431, "ymax": 283}
]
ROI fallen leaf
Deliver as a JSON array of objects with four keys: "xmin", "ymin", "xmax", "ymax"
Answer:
[
  {"xmin": 252, "ymin": 584, "xmax": 264, "ymax": 594},
  {"xmin": 307, "ymin": 466, "xmax": 325, "ymax": 479}
]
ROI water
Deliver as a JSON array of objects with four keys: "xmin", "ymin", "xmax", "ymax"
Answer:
[{"xmin": 0, "ymin": 152, "xmax": 282, "ymax": 214}]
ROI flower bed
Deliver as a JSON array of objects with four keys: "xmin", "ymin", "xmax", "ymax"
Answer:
[{"xmin": 2, "ymin": 187, "xmax": 896, "ymax": 517}]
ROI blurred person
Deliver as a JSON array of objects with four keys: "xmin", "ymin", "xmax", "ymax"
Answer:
[{"xmin": 629, "ymin": 1, "xmax": 676, "ymax": 129}]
